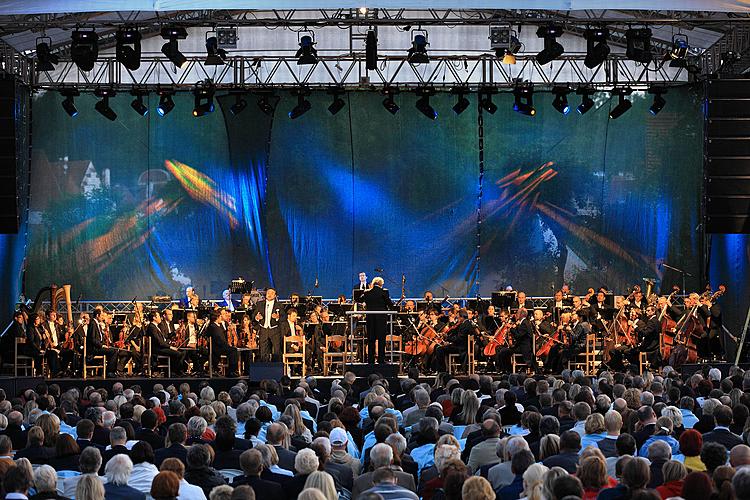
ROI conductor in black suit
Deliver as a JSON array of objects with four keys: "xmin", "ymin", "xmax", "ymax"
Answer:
[
  {"xmin": 361, "ymin": 277, "xmax": 393, "ymax": 364},
  {"xmin": 147, "ymin": 311, "xmax": 186, "ymax": 376},
  {"xmin": 208, "ymin": 310, "xmax": 239, "ymax": 377}
]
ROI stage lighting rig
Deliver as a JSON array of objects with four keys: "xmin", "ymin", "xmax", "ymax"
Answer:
[
  {"xmin": 625, "ymin": 28, "xmax": 652, "ymax": 64},
  {"xmin": 116, "ymin": 28, "xmax": 142, "ymax": 71},
  {"xmin": 216, "ymin": 27, "xmax": 238, "ymax": 49},
  {"xmin": 130, "ymin": 89, "xmax": 148, "ymax": 116},
  {"xmin": 193, "ymin": 81, "xmax": 216, "ymax": 117},
  {"xmin": 583, "ymin": 27, "xmax": 610, "ymax": 69},
  {"xmin": 535, "ymin": 24, "xmax": 564, "ymax": 66},
  {"xmin": 327, "ymin": 86, "xmax": 346, "ymax": 115},
  {"xmin": 156, "ymin": 89, "xmax": 175, "ymax": 116},
  {"xmin": 205, "ymin": 31, "xmax": 228, "ymax": 66},
  {"xmin": 60, "ymin": 89, "xmax": 79, "ymax": 117},
  {"xmin": 513, "ymin": 84, "xmax": 536, "ymax": 116},
  {"xmin": 451, "ymin": 86, "xmax": 470, "ymax": 115},
  {"xmin": 256, "ymin": 91, "xmax": 276, "ymax": 116},
  {"xmin": 478, "ymin": 86, "xmax": 498, "ymax": 114},
  {"xmin": 71, "ymin": 29, "xmax": 99, "ymax": 72},
  {"xmin": 648, "ymin": 87, "xmax": 667, "ymax": 115},
  {"xmin": 366, "ymin": 30, "xmax": 378, "ymax": 71},
  {"xmin": 289, "ymin": 88, "xmax": 312, "ymax": 119},
  {"xmin": 415, "ymin": 87, "xmax": 437, "ymax": 120},
  {"xmin": 576, "ymin": 87, "xmax": 595, "ymax": 115},
  {"xmin": 296, "ymin": 31, "xmax": 318, "ymax": 65},
  {"xmin": 490, "ymin": 25, "xmax": 522, "ymax": 64},
  {"xmin": 94, "ymin": 88, "xmax": 117, "ymax": 121},
  {"xmin": 35, "ymin": 37, "xmax": 58, "ymax": 72},
  {"xmin": 407, "ymin": 30, "xmax": 429, "ymax": 64},
  {"xmin": 609, "ymin": 88, "xmax": 633, "ymax": 119},
  {"xmin": 552, "ymin": 87, "xmax": 571, "ymax": 115},
  {"xmin": 229, "ymin": 92, "xmax": 247, "ymax": 116},
  {"xmin": 161, "ymin": 26, "xmax": 188, "ymax": 69},
  {"xmin": 382, "ymin": 86, "xmax": 400, "ymax": 114}
]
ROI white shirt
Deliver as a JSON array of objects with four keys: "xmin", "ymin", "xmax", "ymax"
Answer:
[
  {"xmin": 264, "ymin": 300, "xmax": 275, "ymax": 328},
  {"xmin": 287, "ymin": 319, "xmax": 296, "ymax": 335},
  {"xmin": 187, "ymin": 324, "xmax": 197, "ymax": 345},
  {"xmin": 129, "ymin": 462, "xmax": 159, "ymax": 494},
  {"xmin": 178, "ymin": 479, "xmax": 207, "ymax": 500},
  {"xmin": 47, "ymin": 321, "xmax": 58, "ymax": 345}
]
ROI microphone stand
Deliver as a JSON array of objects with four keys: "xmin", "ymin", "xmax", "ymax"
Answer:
[{"xmin": 662, "ymin": 263, "xmax": 692, "ymax": 297}]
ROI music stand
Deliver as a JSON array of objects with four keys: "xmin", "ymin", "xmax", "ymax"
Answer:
[
  {"xmin": 492, "ymin": 291, "xmax": 517, "ymax": 311},
  {"xmin": 352, "ymin": 289, "xmax": 365, "ymax": 303}
]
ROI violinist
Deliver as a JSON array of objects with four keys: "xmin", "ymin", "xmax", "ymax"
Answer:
[
  {"xmin": 207, "ymin": 310, "xmax": 239, "ymax": 377},
  {"xmin": 148, "ymin": 311, "xmax": 187, "ymax": 376},
  {"xmin": 514, "ymin": 291, "xmax": 530, "ymax": 312},
  {"xmin": 301, "ymin": 309, "xmax": 324, "ymax": 371},
  {"xmin": 589, "ymin": 290, "xmax": 615, "ymax": 333},
  {"xmin": 628, "ymin": 289, "xmax": 647, "ymax": 313},
  {"xmin": 237, "ymin": 293, "xmax": 253, "ymax": 312},
  {"xmin": 546, "ymin": 312, "xmax": 571, "ymax": 373},
  {"xmin": 698, "ymin": 292, "xmax": 725, "ymax": 359},
  {"xmin": 402, "ymin": 300, "xmax": 417, "ymax": 314},
  {"xmin": 183, "ymin": 310, "xmax": 207, "ymax": 375},
  {"xmin": 287, "ymin": 293, "xmax": 303, "ymax": 314},
  {"xmin": 547, "ymin": 290, "xmax": 569, "ymax": 325},
  {"xmin": 558, "ymin": 310, "xmax": 591, "ymax": 370},
  {"xmin": 635, "ymin": 305, "xmax": 661, "ymax": 368},
  {"xmin": 87, "ymin": 308, "xmax": 128, "ymax": 377},
  {"xmin": 22, "ymin": 313, "xmax": 45, "ymax": 376},
  {"xmin": 532, "ymin": 309, "xmax": 555, "ymax": 371},
  {"xmin": 432, "ymin": 308, "xmax": 472, "ymax": 372},
  {"xmin": 571, "ymin": 295, "xmax": 591, "ymax": 322},
  {"xmin": 160, "ymin": 307, "xmax": 176, "ymax": 340}
]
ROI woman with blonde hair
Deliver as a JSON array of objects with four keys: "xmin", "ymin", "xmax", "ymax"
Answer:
[
  {"xmin": 519, "ymin": 463, "xmax": 549, "ymax": 500},
  {"xmin": 539, "ymin": 434, "xmax": 560, "ymax": 461},
  {"xmin": 454, "ymin": 390, "xmax": 480, "ymax": 425},
  {"xmin": 656, "ymin": 460, "xmax": 687, "ymax": 499},
  {"xmin": 543, "ymin": 467, "xmax": 568, "ymax": 500},
  {"xmin": 297, "ymin": 488, "xmax": 327, "ymax": 500},
  {"xmin": 76, "ymin": 474, "xmax": 105, "ymax": 500},
  {"xmin": 463, "ymin": 476, "xmax": 496, "ymax": 500},
  {"xmin": 283, "ymin": 404, "xmax": 313, "ymax": 443},
  {"xmin": 578, "ymin": 455, "xmax": 610, "ymax": 500},
  {"xmin": 581, "ymin": 413, "xmax": 607, "ymax": 450},
  {"xmin": 36, "ymin": 413, "xmax": 60, "ymax": 448},
  {"xmin": 303, "ymin": 471, "xmax": 337, "ymax": 500}
]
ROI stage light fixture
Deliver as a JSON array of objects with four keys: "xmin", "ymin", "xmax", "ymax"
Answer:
[
  {"xmin": 407, "ymin": 30, "xmax": 429, "ymax": 64},
  {"xmin": 70, "ymin": 29, "xmax": 99, "ymax": 71},
  {"xmin": 35, "ymin": 37, "xmax": 58, "ymax": 72},
  {"xmin": 205, "ymin": 31, "xmax": 228, "ymax": 66},
  {"xmin": 609, "ymin": 89, "xmax": 633, "ymax": 120},
  {"xmin": 552, "ymin": 87, "xmax": 571, "ymax": 115},
  {"xmin": 193, "ymin": 81, "xmax": 216, "ymax": 117},
  {"xmin": 478, "ymin": 87, "xmax": 498, "ymax": 114},
  {"xmin": 156, "ymin": 91, "xmax": 175, "ymax": 117},
  {"xmin": 535, "ymin": 24, "xmax": 564, "ymax": 66},
  {"xmin": 382, "ymin": 87, "xmax": 400, "ymax": 114},
  {"xmin": 216, "ymin": 27, "xmax": 238, "ymax": 49},
  {"xmin": 513, "ymin": 85, "xmax": 536, "ymax": 116},
  {"xmin": 576, "ymin": 87, "xmax": 595, "ymax": 115},
  {"xmin": 130, "ymin": 90, "xmax": 148, "ymax": 116},
  {"xmin": 289, "ymin": 90, "xmax": 312, "ymax": 119},
  {"xmin": 451, "ymin": 87, "xmax": 470, "ymax": 115},
  {"xmin": 230, "ymin": 93, "xmax": 248, "ymax": 116},
  {"xmin": 490, "ymin": 25, "xmax": 522, "ymax": 65},
  {"xmin": 669, "ymin": 34, "xmax": 689, "ymax": 61},
  {"xmin": 296, "ymin": 32, "xmax": 318, "ymax": 65},
  {"xmin": 161, "ymin": 26, "xmax": 189, "ymax": 68},
  {"xmin": 94, "ymin": 88, "xmax": 117, "ymax": 121},
  {"xmin": 257, "ymin": 95, "xmax": 276, "ymax": 116},
  {"xmin": 625, "ymin": 28, "xmax": 653, "ymax": 64},
  {"xmin": 116, "ymin": 28, "xmax": 142, "ymax": 71},
  {"xmin": 583, "ymin": 27, "xmax": 610, "ymax": 69},
  {"xmin": 365, "ymin": 30, "xmax": 378, "ymax": 71},
  {"xmin": 60, "ymin": 89, "xmax": 79, "ymax": 117},
  {"xmin": 415, "ymin": 87, "xmax": 437, "ymax": 120},
  {"xmin": 649, "ymin": 87, "xmax": 667, "ymax": 115},
  {"xmin": 327, "ymin": 87, "xmax": 346, "ymax": 115}
]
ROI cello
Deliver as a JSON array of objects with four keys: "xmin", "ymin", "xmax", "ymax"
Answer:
[
  {"xmin": 536, "ymin": 312, "xmax": 569, "ymax": 358},
  {"xmin": 659, "ymin": 286, "xmax": 681, "ymax": 363},
  {"xmin": 484, "ymin": 314, "xmax": 513, "ymax": 356}
]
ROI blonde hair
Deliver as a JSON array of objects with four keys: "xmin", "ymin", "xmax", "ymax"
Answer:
[
  {"xmin": 436, "ymin": 434, "xmax": 461, "ymax": 450},
  {"xmin": 297, "ymin": 489, "xmax": 327, "ymax": 500},
  {"xmin": 200, "ymin": 405, "xmax": 216, "ymax": 425},
  {"xmin": 539, "ymin": 434, "xmax": 560, "ymax": 461},
  {"xmin": 662, "ymin": 460, "xmax": 687, "ymax": 483},
  {"xmin": 434, "ymin": 444, "xmax": 461, "ymax": 474},
  {"xmin": 577, "ymin": 455, "xmax": 608, "ymax": 489},
  {"xmin": 543, "ymin": 467, "xmax": 568, "ymax": 500},
  {"xmin": 76, "ymin": 474, "xmax": 105, "ymax": 500},
  {"xmin": 459, "ymin": 390, "xmax": 480, "ymax": 425},
  {"xmin": 462, "ymin": 476, "xmax": 495, "ymax": 500},
  {"xmin": 522, "ymin": 463, "xmax": 549, "ymax": 500},
  {"xmin": 303, "ymin": 471, "xmax": 337, "ymax": 500},
  {"xmin": 584, "ymin": 413, "xmax": 606, "ymax": 434},
  {"xmin": 284, "ymin": 404, "xmax": 308, "ymax": 440}
]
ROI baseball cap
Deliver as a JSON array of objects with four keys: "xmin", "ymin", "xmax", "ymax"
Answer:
[{"xmin": 330, "ymin": 427, "xmax": 348, "ymax": 446}]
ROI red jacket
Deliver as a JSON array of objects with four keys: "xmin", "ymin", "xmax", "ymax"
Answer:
[{"xmin": 656, "ymin": 479, "xmax": 684, "ymax": 499}]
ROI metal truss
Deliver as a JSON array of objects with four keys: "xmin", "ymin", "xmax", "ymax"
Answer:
[
  {"xmin": 700, "ymin": 24, "xmax": 750, "ymax": 75},
  {"xmin": 32, "ymin": 53, "xmax": 692, "ymax": 91},
  {"xmin": 0, "ymin": 40, "xmax": 32, "ymax": 85}
]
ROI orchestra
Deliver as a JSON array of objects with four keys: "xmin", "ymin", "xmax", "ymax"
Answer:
[{"xmin": 0, "ymin": 278, "xmax": 736, "ymax": 379}]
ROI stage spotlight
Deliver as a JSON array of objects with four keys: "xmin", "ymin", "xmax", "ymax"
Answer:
[
  {"xmin": 296, "ymin": 32, "xmax": 318, "ymax": 65},
  {"xmin": 60, "ymin": 89, "xmax": 79, "ymax": 117},
  {"xmin": 576, "ymin": 87, "xmax": 595, "ymax": 115},
  {"xmin": 161, "ymin": 26, "xmax": 189, "ymax": 68},
  {"xmin": 451, "ymin": 87, "xmax": 470, "ymax": 115},
  {"xmin": 94, "ymin": 88, "xmax": 117, "ymax": 121},
  {"xmin": 216, "ymin": 27, "xmax": 238, "ymax": 49},
  {"xmin": 205, "ymin": 32, "xmax": 228, "ymax": 66},
  {"xmin": 35, "ymin": 37, "xmax": 58, "ymax": 72},
  {"xmin": 552, "ymin": 87, "xmax": 571, "ymax": 115},
  {"xmin": 156, "ymin": 91, "xmax": 175, "ymax": 117},
  {"xmin": 193, "ymin": 81, "xmax": 215, "ymax": 117},
  {"xmin": 669, "ymin": 34, "xmax": 689, "ymax": 61},
  {"xmin": 407, "ymin": 30, "xmax": 429, "ymax": 64},
  {"xmin": 230, "ymin": 93, "xmax": 247, "ymax": 116},
  {"xmin": 609, "ymin": 89, "xmax": 633, "ymax": 120},
  {"xmin": 625, "ymin": 28, "xmax": 653, "ymax": 64},
  {"xmin": 382, "ymin": 87, "xmax": 400, "ymax": 114},
  {"xmin": 257, "ymin": 95, "xmax": 276, "ymax": 116},
  {"xmin": 116, "ymin": 28, "xmax": 142, "ymax": 71},
  {"xmin": 583, "ymin": 27, "xmax": 610, "ymax": 69},
  {"xmin": 130, "ymin": 90, "xmax": 148, "ymax": 116},
  {"xmin": 513, "ymin": 85, "xmax": 536, "ymax": 116},
  {"xmin": 535, "ymin": 24, "xmax": 564, "ymax": 65},
  {"xmin": 327, "ymin": 87, "xmax": 346, "ymax": 115},
  {"xmin": 71, "ymin": 29, "xmax": 99, "ymax": 71},
  {"xmin": 478, "ymin": 87, "xmax": 498, "ymax": 114},
  {"xmin": 649, "ymin": 87, "xmax": 667, "ymax": 115},
  {"xmin": 289, "ymin": 91, "xmax": 312, "ymax": 119},
  {"xmin": 490, "ymin": 25, "xmax": 522, "ymax": 65},
  {"xmin": 415, "ymin": 87, "xmax": 437, "ymax": 120},
  {"xmin": 366, "ymin": 30, "xmax": 378, "ymax": 71}
]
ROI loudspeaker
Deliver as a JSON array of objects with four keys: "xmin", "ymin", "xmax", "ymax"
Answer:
[
  {"xmin": 347, "ymin": 363, "xmax": 400, "ymax": 379},
  {"xmin": 248, "ymin": 362, "xmax": 284, "ymax": 381},
  {"xmin": 0, "ymin": 78, "xmax": 18, "ymax": 234},
  {"xmin": 705, "ymin": 78, "xmax": 750, "ymax": 233}
]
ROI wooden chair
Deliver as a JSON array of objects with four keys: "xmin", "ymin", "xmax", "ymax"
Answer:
[
  {"xmin": 639, "ymin": 351, "xmax": 651, "ymax": 374},
  {"xmin": 323, "ymin": 335, "xmax": 347, "ymax": 376},
  {"xmin": 385, "ymin": 334, "xmax": 403, "ymax": 372},
  {"xmin": 448, "ymin": 335, "xmax": 476, "ymax": 375},
  {"xmin": 82, "ymin": 342, "xmax": 106, "ymax": 380},
  {"xmin": 14, "ymin": 338, "xmax": 34, "ymax": 377},
  {"xmin": 208, "ymin": 339, "xmax": 230, "ymax": 378},
  {"xmin": 146, "ymin": 337, "xmax": 171, "ymax": 378},
  {"xmin": 283, "ymin": 335, "xmax": 306, "ymax": 377}
]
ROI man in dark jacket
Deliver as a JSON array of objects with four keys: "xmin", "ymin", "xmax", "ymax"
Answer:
[
  {"xmin": 75, "ymin": 419, "xmax": 106, "ymax": 453},
  {"xmin": 207, "ymin": 310, "xmax": 239, "ymax": 377},
  {"xmin": 231, "ymin": 449, "xmax": 284, "ymax": 497},
  {"xmin": 266, "ymin": 423, "xmax": 297, "ymax": 472},
  {"xmin": 184, "ymin": 444, "xmax": 227, "ymax": 497},
  {"xmin": 147, "ymin": 311, "xmax": 186, "ymax": 376},
  {"xmin": 135, "ymin": 409, "xmax": 165, "ymax": 450},
  {"xmin": 100, "ymin": 427, "xmax": 131, "ymax": 474},
  {"xmin": 155, "ymin": 423, "xmax": 188, "ymax": 467},
  {"xmin": 702, "ymin": 405, "xmax": 744, "ymax": 449},
  {"xmin": 541, "ymin": 431, "xmax": 580, "ymax": 473},
  {"xmin": 361, "ymin": 277, "xmax": 393, "ymax": 364}
]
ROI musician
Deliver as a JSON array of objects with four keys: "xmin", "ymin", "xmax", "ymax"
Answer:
[
  {"xmin": 0, "ymin": 310, "xmax": 25, "ymax": 370},
  {"xmin": 42, "ymin": 310, "xmax": 65, "ymax": 376},
  {"xmin": 558, "ymin": 310, "xmax": 591, "ymax": 370},
  {"xmin": 207, "ymin": 310, "xmax": 239, "ymax": 377},
  {"xmin": 356, "ymin": 272, "xmax": 368, "ymax": 291},
  {"xmin": 433, "ymin": 308, "xmax": 473, "ymax": 372},
  {"xmin": 699, "ymin": 293, "xmax": 725, "ymax": 359},
  {"xmin": 237, "ymin": 293, "xmax": 254, "ymax": 312},
  {"xmin": 183, "ymin": 310, "xmax": 207, "ymax": 375},
  {"xmin": 87, "ymin": 308, "xmax": 129, "ymax": 377},
  {"xmin": 589, "ymin": 291, "xmax": 615, "ymax": 332},
  {"xmin": 402, "ymin": 300, "xmax": 416, "ymax": 314},
  {"xmin": 571, "ymin": 296, "xmax": 591, "ymax": 322},
  {"xmin": 635, "ymin": 305, "xmax": 661, "ymax": 368},
  {"xmin": 546, "ymin": 312, "xmax": 571, "ymax": 373},
  {"xmin": 547, "ymin": 291, "xmax": 569, "ymax": 325},
  {"xmin": 299, "ymin": 309, "xmax": 323, "ymax": 371},
  {"xmin": 182, "ymin": 287, "xmax": 195, "ymax": 308},
  {"xmin": 504, "ymin": 308, "xmax": 537, "ymax": 372},
  {"xmin": 629, "ymin": 289, "xmax": 647, "ymax": 312},
  {"xmin": 21, "ymin": 313, "xmax": 45, "ymax": 375},
  {"xmin": 147, "ymin": 311, "xmax": 187, "ymax": 376},
  {"xmin": 362, "ymin": 277, "xmax": 393, "ymax": 364},
  {"xmin": 253, "ymin": 287, "xmax": 282, "ymax": 362},
  {"xmin": 514, "ymin": 291, "xmax": 529, "ymax": 311},
  {"xmin": 337, "ymin": 295, "xmax": 348, "ymax": 305},
  {"xmin": 482, "ymin": 305, "xmax": 499, "ymax": 332},
  {"xmin": 287, "ymin": 293, "xmax": 303, "ymax": 314},
  {"xmin": 160, "ymin": 308, "xmax": 176, "ymax": 341},
  {"xmin": 220, "ymin": 289, "xmax": 237, "ymax": 312},
  {"xmin": 532, "ymin": 309, "xmax": 555, "ymax": 371}
]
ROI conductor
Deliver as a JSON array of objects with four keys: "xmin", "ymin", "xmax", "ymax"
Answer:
[{"xmin": 361, "ymin": 277, "xmax": 393, "ymax": 364}]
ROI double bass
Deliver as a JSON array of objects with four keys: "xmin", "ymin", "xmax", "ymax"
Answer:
[{"xmin": 659, "ymin": 286, "xmax": 682, "ymax": 362}]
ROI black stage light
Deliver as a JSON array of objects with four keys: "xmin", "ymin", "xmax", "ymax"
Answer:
[
  {"xmin": 415, "ymin": 87, "xmax": 437, "ymax": 120},
  {"xmin": 71, "ymin": 29, "xmax": 99, "ymax": 71},
  {"xmin": 576, "ymin": 87, "xmax": 595, "ymax": 115},
  {"xmin": 625, "ymin": 28, "xmax": 653, "ymax": 64},
  {"xmin": 296, "ymin": 33, "xmax": 318, "ymax": 65},
  {"xmin": 289, "ymin": 92, "xmax": 312, "ymax": 119},
  {"xmin": 407, "ymin": 31, "xmax": 429, "ymax": 64},
  {"xmin": 205, "ymin": 32, "xmax": 228, "ymax": 66},
  {"xmin": 382, "ymin": 87, "xmax": 400, "ymax": 114},
  {"xmin": 193, "ymin": 82, "xmax": 215, "ymax": 117},
  {"xmin": 669, "ymin": 34, "xmax": 689, "ymax": 62},
  {"xmin": 257, "ymin": 95, "xmax": 275, "ymax": 116},
  {"xmin": 94, "ymin": 88, "xmax": 117, "ymax": 121},
  {"xmin": 327, "ymin": 87, "xmax": 346, "ymax": 115},
  {"xmin": 35, "ymin": 37, "xmax": 58, "ymax": 72},
  {"xmin": 609, "ymin": 89, "xmax": 632, "ymax": 119},
  {"xmin": 116, "ymin": 28, "xmax": 142, "ymax": 71},
  {"xmin": 161, "ymin": 26, "xmax": 189, "ymax": 68},
  {"xmin": 366, "ymin": 30, "xmax": 378, "ymax": 71},
  {"xmin": 583, "ymin": 27, "xmax": 610, "ymax": 69},
  {"xmin": 513, "ymin": 85, "xmax": 536, "ymax": 116},
  {"xmin": 490, "ymin": 25, "xmax": 522, "ymax": 64},
  {"xmin": 649, "ymin": 87, "xmax": 667, "ymax": 115},
  {"xmin": 60, "ymin": 89, "xmax": 79, "ymax": 117},
  {"xmin": 451, "ymin": 87, "xmax": 470, "ymax": 115},
  {"xmin": 552, "ymin": 87, "xmax": 571, "ymax": 115},
  {"xmin": 216, "ymin": 28, "xmax": 238, "ymax": 48},
  {"xmin": 157, "ymin": 91, "xmax": 175, "ymax": 116},
  {"xmin": 536, "ymin": 24, "xmax": 564, "ymax": 65},
  {"xmin": 130, "ymin": 90, "xmax": 148, "ymax": 116},
  {"xmin": 479, "ymin": 87, "xmax": 498, "ymax": 114},
  {"xmin": 230, "ymin": 93, "xmax": 247, "ymax": 116}
]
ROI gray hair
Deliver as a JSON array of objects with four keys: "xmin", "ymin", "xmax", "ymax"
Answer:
[
  {"xmin": 414, "ymin": 389, "xmax": 430, "ymax": 408},
  {"xmin": 110, "ymin": 426, "xmax": 127, "ymax": 444},
  {"xmin": 708, "ymin": 368, "xmax": 722, "ymax": 381},
  {"xmin": 504, "ymin": 436, "xmax": 530, "ymax": 461},
  {"xmin": 34, "ymin": 465, "xmax": 57, "ymax": 493},
  {"xmin": 647, "ymin": 440, "xmax": 672, "ymax": 461},
  {"xmin": 370, "ymin": 443, "xmax": 394, "ymax": 469},
  {"xmin": 661, "ymin": 406, "xmax": 683, "ymax": 428},
  {"xmin": 79, "ymin": 447, "xmax": 103, "ymax": 474},
  {"xmin": 702, "ymin": 398, "xmax": 722, "ymax": 416},
  {"xmin": 295, "ymin": 448, "xmax": 319, "ymax": 475},
  {"xmin": 187, "ymin": 416, "xmax": 208, "ymax": 437},
  {"xmin": 209, "ymin": 485, "xmax": 234, "ymax": 500},
  {"xmin": 385, "ymin": 433, "xmax": 407, "ymax": 455},
  {"xmin": 640, "ymin": 392, "xmax": 654, "ymax": 406},
  {"xmin": 733, "ymin": 466, "xmax": 750, "ymax": 500},
  {"xmin": 102, "ymin": 411, "xmax": 117, "ymax": 428},
  {"xmin": 312, "ymin": 437, "xmax": 331, "ymax": 456},
  {"xmin": 105, "ymin": 454, "xmax": 133, "ymax": 485}
]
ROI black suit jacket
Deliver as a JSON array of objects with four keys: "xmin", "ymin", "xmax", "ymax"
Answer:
[
  {"xmin": 148, "ymin": 322, "xmax": 170, "ymax": 350},
  {"xmin": 702, "ymin": 428, "xmax": 743, "ymax": 450},
  {"xmin": 155, "ymin": 443, "xmax": 187, "ymax": 467},
  {"xmin": 14, "ymin": 444, "xmax": 54, "ymax": 464},
  {"xmin": 637, "ymin": 315, "xmax": 660, "ymax": 351},
  {"xmin": 512, "ymin": 318, "xmax": 534, "ymax": 348},
  {"xmin": 252, "ymin": 300, "xmax": 282, "ymax": 328},
  {"xmin": 273, "ymin": 445, "xmax": 297, "ymax": 472},
  {"xmin": 1, "ymin": 423, "xmax": 28, "ymax": 450},
  {"xmin": 231, "ymin": 475, "xmax": 284, "ymax": 498},
  {"xmin": 207, "ymin": 322, "xmax": 230, "ymax": 351},
  {"xmin": 76, "ymin": 439, "xmax": 105, "ymax": 453},
  {"xmin": 135, "ymin": 428, "xmax": 165, "ymax": 450},
  {"xmin": 362, "ymin": 286, "xmax": 393, "ymax": 312},
  {"xmin": 279, "ymin": 319, "xmax": 298, "ymax": 339},
  {"xmin": 100, "ymin": 444, "xmax": 131, "ymax": 473}
]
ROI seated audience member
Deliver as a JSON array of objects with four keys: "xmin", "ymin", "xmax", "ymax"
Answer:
[
  {"xmin": 155, "ymin": 424, "xmax": 188, "ymax": 467},
  {"xmin": 542, "ymin": 431, "xmax": 581, "ymax": 473},
  {"xmin": 360, "ymin": 467, "xmax": 419, "ymax": 500},
  {"xmin": 655, "ymin": 460, "xmax": 687, "ymax": 499},
  {"xmin": 104, "ymin": 454, "xmax": 147, "ymax": 500},
  {"xmin": 130, "ymin": 441, "xmax": 159, "ymax": 494},
  {"xmin": 29, "ymin": 465, "xmax": 68, "ymax": 500},
  {"xmin": 150, "ymin": 471, "xmax": 180, "ymax": 500},
  {"xmin": 76, "ymin": 475, "xmax": 106, "ymax": 500},
  {"xmin": 159, "ymin": 458, "xmax": 207, "ymax": 500},
  {"xmin": 63, "ymin": 446, "xmax": 106, "ymax": 498},
  {"xmin": 231, "ymin": 449, "xmax": 284, "ymax": 497},
  {"xmin": 497, "ymin": 449, "xmax": 535, "ymax": 500},
  {"xmin": 49, "ymin": 434, "xmax": 81, "ymax": 472},
  {"xmin": 184, "ymin": 444, "xmax": 227, "ymax": 497},
  {"xmin": 352, "ymin": 443, "xmax": 416, "ymax": 498}
]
